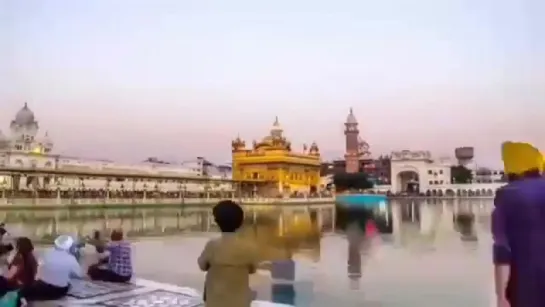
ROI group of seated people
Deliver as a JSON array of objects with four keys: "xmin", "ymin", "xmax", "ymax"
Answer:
[{"xmin": 0, "ymin": 227, "xmax": 132, "ymax": 306}]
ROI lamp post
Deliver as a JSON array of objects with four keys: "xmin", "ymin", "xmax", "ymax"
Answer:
[
  {"xmin": 177, "ymin": 182, "xmax": 183, "ymax": 204},
  {"xmin": 182, "ymin": 184, "xmax": 187, "ymax": 205},
  {"xmin": 0, "ymin": 179, "xmax": 6, "ymax": 205}
]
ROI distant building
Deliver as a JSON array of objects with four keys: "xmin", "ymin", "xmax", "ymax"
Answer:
[
  {"xmin": 390, "ymin": 150, "xmax": 452, "ymax": 193},
  {"xmin": 231, "ymin": 117, "xmax": 321, "ymax": 196},
  {"xmin": 0, "ymin": 103, "xmax": 230, "ymax": 193},
  {"xmin": 473, "ymin": 167, "xmax": 505, "ymax": 183},
  {"xmin": 319, "ymin": 109, "xmax": 391, "ymax": 185}
]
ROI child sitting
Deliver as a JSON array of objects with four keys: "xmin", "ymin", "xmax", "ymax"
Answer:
[{"xmin": 198, "ymin": 200, "xmax": 258, "ymax": 307}]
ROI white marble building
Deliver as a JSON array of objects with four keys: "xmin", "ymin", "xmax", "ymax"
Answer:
[
  {"xmin": 0, "ymin": 102, "xmax": 53, "ymax": 155},
  {"xmin": 0, "ymin": 103, "xmax": 232, "ymax": 193},
  {"xmin": 473, "ymin": 167, "xmax": 505, "ymax": 183},
  {"xmin": 388, "ymin": 150, "xmax": 504, "ymax": 196},
  {"xmin": 390, "ymin": 150, "xmax": 452, "ymax": 193}
]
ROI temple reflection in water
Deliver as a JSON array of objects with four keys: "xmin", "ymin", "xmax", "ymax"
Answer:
[{"xmin": 0, "ymin": 199, "xmax": 489, "ymax": 249}]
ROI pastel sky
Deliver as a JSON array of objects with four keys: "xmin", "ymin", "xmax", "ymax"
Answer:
[{"xmin": 1, "ymin": 0, "xmax": 544, "ymax": 167}]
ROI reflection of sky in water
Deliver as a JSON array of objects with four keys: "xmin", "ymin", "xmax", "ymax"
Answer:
[
  {"xmin": 1, "ymin": 199, "xmax": 495, "ymax": 306},
  {"xmin": 128, "ymin": 231, "xmax": 492, "ymax": 306}
]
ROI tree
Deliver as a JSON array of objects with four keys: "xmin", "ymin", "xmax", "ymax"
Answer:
[
  {"xmin": 333, "ymin": 172, "xmax": 374, "ymax": 192},
  {"xmin": 451, "ymin": 165, "xmax": 473, "ymax": 184}
]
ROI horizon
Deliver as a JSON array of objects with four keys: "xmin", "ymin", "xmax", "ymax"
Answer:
[{"xmin": 1, "ymin": 0, "xmax": 543, "ymax": 168}]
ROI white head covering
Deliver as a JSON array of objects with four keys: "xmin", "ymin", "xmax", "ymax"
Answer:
[{"xmin": 54, "ymin": 235, "xmax": 74, "ymax": 251}]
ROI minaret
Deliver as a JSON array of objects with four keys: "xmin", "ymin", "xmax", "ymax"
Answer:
[{"xmin": 344, "ymin": 108, "xmax": 360, "ymax": 173}]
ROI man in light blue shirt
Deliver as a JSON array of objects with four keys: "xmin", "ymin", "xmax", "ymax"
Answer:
[{"xmin": 21, "ymin": 235, "xmax": 83, "ymax": 301}]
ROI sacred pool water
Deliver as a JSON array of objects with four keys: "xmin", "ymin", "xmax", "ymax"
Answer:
[{"xmin": 1, "ymin": 198, "xmax": 494, "ymax": 307}]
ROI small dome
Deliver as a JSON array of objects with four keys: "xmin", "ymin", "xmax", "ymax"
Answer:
[
  {"xmin": 43, "ymin": 131, "xmax": 51, "ymax": 141},
  {"xmin": 270, "ymin": 116, "xmax": 283, "ymax": 138},
  {"xmin": 42, "ymin": 131, "xmax": 53, "ymax": 148},
  {"xmin": 14, "ymin": 102, "xmax": 35, "ymax": 125},
  {"xmin": 346, "ymin": 108, "xmax": 357, "ymax": 124}
]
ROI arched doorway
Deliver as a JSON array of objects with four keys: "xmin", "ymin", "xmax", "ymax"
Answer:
[{"xmin": 396, "ymin": 170, "xmax": 420, "ymax": 194}]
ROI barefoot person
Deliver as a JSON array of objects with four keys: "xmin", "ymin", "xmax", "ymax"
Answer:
[
  {"xmin": 492, "ymin": 142, "xmax": 545, "ymax": 307},
  {"xmin": 198, "ymin": 200, "xmax": 258, "ymax": 307}
]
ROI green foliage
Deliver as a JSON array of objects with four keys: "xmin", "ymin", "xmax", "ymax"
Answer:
[
  {"xmin": 451, "ymin": 165, "xmax": 473, "ymax": 184},
  {"xmin": 333, "ymin": 172, "xmax": 374, "ymax": 191}
]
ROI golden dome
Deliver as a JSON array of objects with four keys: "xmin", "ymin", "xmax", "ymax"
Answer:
[{"xmin": 252, "ymin": 117, "xmax": 291, "ymax": 151}]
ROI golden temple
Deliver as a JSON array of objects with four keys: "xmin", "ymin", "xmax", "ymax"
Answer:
[{"xmin": 231, "ymin": 117, "xmax": 321, "ymax": 197}]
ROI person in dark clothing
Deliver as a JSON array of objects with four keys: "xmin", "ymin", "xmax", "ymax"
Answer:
[
  {"xmin": 500, "ymin": 171, "xmax": 540, "ymax": 307},
  {"xmin": 86, "ymin": 230, "xmax": 109, "ymax": 264},
  {"xmin": 0, "ymin": 224, "xmax": 14, "ymax": 258},
  {"xmin": 493, "ymin": 142, "xmax": 545, "ymax": 307},
  {"xmin": 6, "ymin": 237, "xmax": 37, "ymax": 289},
  {"xmin": 0, "ymin": 237, "xmax": 38, "ymax": 307}
]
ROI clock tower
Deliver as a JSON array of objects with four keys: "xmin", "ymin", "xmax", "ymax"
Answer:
[{"xmin": 344, "ymin": 108, "xmax": 360, "ymax": 173}]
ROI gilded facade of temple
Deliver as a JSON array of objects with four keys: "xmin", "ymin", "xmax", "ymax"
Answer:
[{"xmin": 231, "ymin": 117, "xmax": 321, "ymax": 196}]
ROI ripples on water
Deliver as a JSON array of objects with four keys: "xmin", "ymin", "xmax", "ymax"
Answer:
[{"xmin": 1, "ymin": 199, "xmax": 495, "ymax": 306}]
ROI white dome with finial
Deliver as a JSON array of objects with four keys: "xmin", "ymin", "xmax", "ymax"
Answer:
[
  {"xmin": 14, "ymin": 102, "xmax": 35, "ymax": 125},
  {"xmin": 346, "ymin": 107, "xmax": 357, "ymax": 124},
  {"xmin": 270, "ymin": 116, "xmax": 283, "ymax": 137},
  {"xmin": 43, "ymin": 131, "xmax": 53, "ymax": 147},
  {"xmin": 272, "ymin": 116, "xmax": 282, "ymax": 129}
]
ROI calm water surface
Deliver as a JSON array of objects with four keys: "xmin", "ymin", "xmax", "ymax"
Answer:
[{"xmin": 2, "ymin": 199, "xmax": 495, "ymax": 307}]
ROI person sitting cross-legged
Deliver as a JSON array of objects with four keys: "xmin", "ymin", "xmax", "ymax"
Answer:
[
  {"xmin": 87, "ymin": 229, "xmax": 132, "ymax": 283},
  {"xmin": 21, "ymin": 235, "xmax": 83, "ymax": 301}
]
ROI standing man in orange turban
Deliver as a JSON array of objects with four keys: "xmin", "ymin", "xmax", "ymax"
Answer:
[{"xmin": 492, "ymin": 142, "xmax": 544, "ymax": 307}]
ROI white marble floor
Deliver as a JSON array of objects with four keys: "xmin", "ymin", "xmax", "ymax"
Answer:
[{"xmin": 31, "ymin": 277, "xmax": 292, "ymax": 307}]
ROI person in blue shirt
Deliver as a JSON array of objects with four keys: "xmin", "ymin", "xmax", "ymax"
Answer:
[{"xmin": 21, "ymin": 235, "xmax": 83, "ymax": 301}]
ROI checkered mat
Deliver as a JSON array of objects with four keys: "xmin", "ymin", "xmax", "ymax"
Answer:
[
  {"xmin": 100, "ymin": 290, "xmax": 203, "ymax": 307},
  {"xmin": 67, "ymin": 279, "xmax": 142, "ymax": 299}
]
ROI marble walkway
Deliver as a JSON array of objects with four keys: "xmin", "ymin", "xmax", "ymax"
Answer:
[{"xmin": 34, "ymin": 277, "xmax": 292, "ymax": 307}]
